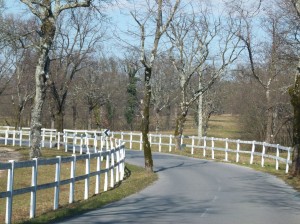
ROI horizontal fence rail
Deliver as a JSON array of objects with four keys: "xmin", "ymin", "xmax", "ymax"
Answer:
[
  {"xmin": 111, "ymin": 131, "xmax": 292, "ymax": 174},
  {"xmin": 0, "ymin": 127, "xmax": 125, "ymax": 224}
]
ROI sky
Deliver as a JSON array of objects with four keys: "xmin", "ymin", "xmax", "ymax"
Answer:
[{"xmin": 3, "ymin": 0, "xmax": 269, "ymax": 59}]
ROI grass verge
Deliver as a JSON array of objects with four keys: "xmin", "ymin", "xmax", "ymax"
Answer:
[{"xmin": 21, "ymin": 163, "xmax": 157, "ymax": 224}]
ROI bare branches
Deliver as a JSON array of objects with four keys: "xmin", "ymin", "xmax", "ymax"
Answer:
[
  {"xmin": 292, "ymin": 0, "xmax": 300, "ymax": 17},
  {"xmin": 130, "ymin": 0, "xmax": 181, "ymax": 68},
  {"xmin": 20, "ymin": 0, "xmax": 92, "ymax": 20},
  {"xmin": 20, "ymin": 0, "xmax": 41, "ymax": 18},
  {"xmin": 55, "ymin": 0, "xmax": 91, "ymax": 17}
]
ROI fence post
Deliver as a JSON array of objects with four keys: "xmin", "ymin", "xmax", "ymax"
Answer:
[
  {"xmin": 236, "ymin": 140, "xmax": 240, "ymax": 163},
  {"xmin": 225, "ymin": 138, "xmax": 228, "ymax": 161},
  {"xmin": 64, "ymin": 131, "xmax": 68, "ymax": 152},
  {"xmin": 130, "ymin": 132, "xmax": 133, "ymax": 149},
  {"xmin": 115, "ymin": 140, "xmax": 120, "ymax": 183},
  {"xmin": 276, "ymin": 144, "xmax": 279, "ymax": 170},
  {"xmin": 85, "ymin": 131, "xmax": 89, "ymax": 153},
  {"xmin": 104, "ymin": 152, "xmax": 109, "ymax": 192},
  {"xmin": 28, "ymin": 130, "xmax": 31, "ymax": 147},
  {"xmin": 80, "ymin": 135, "xmax": 83, "ymax": 154},
  {"xmin": 149, "ymin": 134, "xmax": 152, "ymax": 145},
  {"xmin": 203, "ymin": 136, "xmax": 206, "ymax": 157},
  {"xmin": 180, "ymin": 135, "xmax": 183, "ymax": 147},
  {"xmin": 19, "ymin": 130, "xmax": 22, "ymax": 147},
  {"xmin": 261, "ymin": 142, "xmax": 266, "ymax": 167},
  {"xmin": 250, "ymin": 141, "xmax": 255, "ymax": 164},
  {"xmin": 72, "ymin": 133, "xmax": 76, "ymax": 154},
  {"xmin": 5, "ymin": 160, "xmax": 15, "ymax": 224},
  {"xmin": 84, "ymin": 153, "xmax": 91, "ymax": 200},
  {"xmin": 69, "ymin": 155, "xmax": 76, "ymax": 203},
  {"xmin": 94, "ymin": 131, "xmax": 97, "ymax": 153},
  {"xmin": 12, "ymin": 130, "xmax": 15, "ymax": 146},
  {"xmin": 169, "ymin": 135, "xmax": 172, "ymax": 152},
  {"xmin": 140, "ymin": 133, "xmax": 143, "ymax": 151},
  {"xmin": 191, "ymin": 136, "xmax": 195, "ymax": 155},
  {"xmin": 119, "ymin": 140, "xmax": 124, "ymax": 181},
  {"xmin": 30, "ymin": 158, "xmax": 38, "ymax": 218},
  {"xmin": 110, "ymin": 147, "xmax": 115, "ymax": 188},
  {"xmin": 57, "ymin": 132, "xmax": 60, "ymax": 150},
  {"xmin": 286, "ymin": 147, "xmax": 291, "ymax": 173},
  {"xmin": 54, "ymin": 156, "xmax": 61, "ymax": 210},
  {"xmin": 5, "ymin": 129, "xmax": 8, "ymax": 145},
  {"xmin": 211, "ymin": 137, "xmax": 215, "ymax": 159},
  {"xmin": 42, "ymin": 129, "xmax": 45, "ymax": 147},
  {"xmin": 100, "ymin": 136, "xmax": 104, "ymax": 152},
  {"xmin": 50, "ymin": 130, "xmax": 53, "ymax": 148},
  {"xmin": 95, "ymin": 152, "xmax": 101, "ymax": 194},
  {"xmin": 159, "ymin": 134, "xmax": 162, "ymax": 152}
]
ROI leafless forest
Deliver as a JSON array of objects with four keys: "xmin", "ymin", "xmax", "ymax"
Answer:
[{"xmin": 0, "ymin": 0, "xmax": 298, "ymax": 149}]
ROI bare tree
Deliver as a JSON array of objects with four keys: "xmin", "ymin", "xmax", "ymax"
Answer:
[
  {"xmin": 48, "ymin": 8, "xmax": 105, "ymax": 132},
  {"xmin": 10, "ymin": 49, "xmax": 35, "ymax": 129},
  {"xmin": 130, "ymin": 0, "xmax": 180, "ymax": 171},
  {"xmin": 19, "ymin": 0, "xmax": 97, "ymax": 158},
  {"xmin": 124, "ymin": 60, "xmax": 139, "ymax": 130},
  {"xmin": 0, "ymin": 15, "xmax": 14, "ymax": 96},
  {"xmin": 235, "ymin": 5, "xmax": 280, "ymax": 144},
  {"xmin": 151, "ymin": 55, "xmax": 178, "ymax": 134},
  {"xmin": 0, "ymin": 15, "xmax": 37, "ymax": 127},
  {"xmin": 167, "ymin": 9, "xmax": 241, "ymax": 150},
  {"xmin": 0, "ymin": 47, "xmax": 13, "ymax": 96},
  {"xmin": 75, "ymin": 60, "xmax": 107, "ymax": 130}
]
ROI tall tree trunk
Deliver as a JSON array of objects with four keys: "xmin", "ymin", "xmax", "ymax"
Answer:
[
  {"xmin": 72, "ymin": 102, "xmax": 77, "ymax": 129},
  {"xmin": 141, "ymin": 67, "xmax": 153, "ymax": 172},
  {"xmin": 265, "ymin": 88, "xmax": 274, "ymax": 144},
  {"xmin": 55, "ymin": 110, "xmax": 64, "ymax": 132},
  {"xmin": 174, "ymin": 112, "xmax": 187, "ymax": 150},
  {"xmin": 165, "ymin": 104, "xmax": 171, "ymax": 130},
  {"xmin": 88, "ymin": 107, "xmax": 93, "ymax": 130},
  {"xmin": 16, "ymin": 107, "xmax": 22, "ymax": 129},
  {"xmin": 30, "ymin": 53, "xmax": 50, "ymax": 158},
  {"xmin": 155, "ymin": 109, "xmax": 160, "ymax": 134},
  {"xmin": 289, "ymin": 73, "xmax": 300, "ymax": 177},
  {"xmin": 198, "ymin": 74, "xmax": 203, "ymax": 139},
  {"xmin": 29, "ymin": 11, "xmax": 56, "ymax": 158}
]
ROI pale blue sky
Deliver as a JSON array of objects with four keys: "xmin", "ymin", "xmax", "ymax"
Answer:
[{"xmin": 3, "ymin": 0, "xmax": 269, "ymax": 60}]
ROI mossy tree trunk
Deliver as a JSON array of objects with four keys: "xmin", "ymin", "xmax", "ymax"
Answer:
[
  {"xmin": 21, "ymin": 0, "xmax": 92, "ymax": 158},
  {"xmin": 289, "ymin": 74, "xmax": 300, "ymax": 177},
  {"xmin": 174, "ymin": 111, "xmax": 187, "ymax": 150},
  {"xmin": 289, "ymin": 0, "xmax": 300, "ymax": 177},
  {"xmin": 131, "ymin": 0, "xmax": 180, "ymax": 172},
  {"xmin": 30, "ymin": 16, "xmax": 56, "ymax": 158},
  {"xmin": 141, "ymin": 67, "xmax": 153, "ymax": 172}
]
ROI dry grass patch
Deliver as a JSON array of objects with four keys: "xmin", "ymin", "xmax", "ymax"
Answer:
[{"xmin": 0, "ymin": 147, "xmax": 158, "ymax": 224}]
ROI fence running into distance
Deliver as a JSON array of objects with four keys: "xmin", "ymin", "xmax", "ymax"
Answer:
[
  {"xmin": 109, "ymin": 131, "xmax": 292, "ymax": 174},
  {"xmin": 0, "ymin": 126, "xmax": 293, "ymax": 223},
  {"xmin": 0, "ymin": 126, "xmax": 126, "ymax": 224}
]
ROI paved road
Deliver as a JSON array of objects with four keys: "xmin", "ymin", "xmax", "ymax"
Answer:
[{"xmin": 54, "ymin": 150, "xmax": 300, "ymax": 224}]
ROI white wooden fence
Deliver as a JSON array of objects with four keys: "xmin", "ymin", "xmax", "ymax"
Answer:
[
  {"xmin": 111, "ymin": 131, "xmax": 292, "ymax": 173},
  {"xmin": 0, "ymin": 127, "xmax": 125, "ymax": 224},
  {"xmin": 0, "ymin": 127, "xmax": 294, "ymax": 223},
  {"xmin": 0, "ymin": 127, "xmax": 293, "ymax": 174}
]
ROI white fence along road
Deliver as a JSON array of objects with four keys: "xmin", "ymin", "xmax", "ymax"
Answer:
[{"xmin": 0, "ymin": 127, "xmax": 125, "ymax": 224}]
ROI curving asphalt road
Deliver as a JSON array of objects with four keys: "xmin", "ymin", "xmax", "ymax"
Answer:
[{"xmin": 54, "ymin": 150, "xmax": 300, "ymax": 223}]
